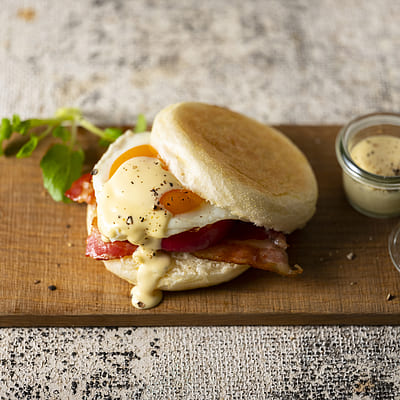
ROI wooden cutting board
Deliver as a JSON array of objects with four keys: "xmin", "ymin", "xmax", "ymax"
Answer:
[{"xmin": 1, "ymin": 125, "xmax": 400, "ymax": 326}]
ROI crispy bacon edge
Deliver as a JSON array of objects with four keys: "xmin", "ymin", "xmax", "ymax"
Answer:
[{"xmin": 65, "ymin": 173, "xmax": 95, "ymax": 204}]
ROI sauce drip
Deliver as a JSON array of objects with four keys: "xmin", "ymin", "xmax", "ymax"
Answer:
[{"xmin": 130, "ymin": 248, "xmax": 171, "ymax": 309}]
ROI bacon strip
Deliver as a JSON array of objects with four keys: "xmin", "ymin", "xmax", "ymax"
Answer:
[
  {"xmin": 196, "ymin": 221, "xmax": 300, "ymax": 276},
  {"xmin": 65, "ymin": 173, "xmax": 95, "ymax": 204},
  {"xmin": 193, "ymin": 238, "xmax": 301, "ymax": 276},
  {"xmin": 86, "ymin": 219, "xmax": 138, "ymax": 260}
]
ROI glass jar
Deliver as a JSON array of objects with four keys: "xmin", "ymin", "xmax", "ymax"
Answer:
[{"xmin": 335, "ymin": 113, "xmax": 400, "ymax": 218}]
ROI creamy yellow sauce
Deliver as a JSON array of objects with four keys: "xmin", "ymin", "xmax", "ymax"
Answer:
[
  {"xmin": 350, "ymin": 135, "xmax": 400, "ymax": 176},
  {"xmin": 343, "ymin": 135, "xmax": 400, "ymax": 217},
  {"xmin": 97, "ymin": 156, "xmax": 181, "ymax": 245},
  {"xmin": 130, "ymin": 247, "xmax": 171, "ymax": 309},
  {"xmin": 96, "ymin": 155, "xmax": 182, "ymax": 309},
  {"xmin": 343, "ymin": 174, "xmax": 400, "ymax": 217}
]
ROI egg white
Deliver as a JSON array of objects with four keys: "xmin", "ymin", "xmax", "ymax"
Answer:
[{"xmin": 92, "ymin": 130, "xmax": 234, "ymax": 243}]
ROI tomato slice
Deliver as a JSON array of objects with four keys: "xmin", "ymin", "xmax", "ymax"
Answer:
[
  {"xmin": 161, "ymin": 220, "xmax": 234, "ymax": 252},
  {"xmin": 226, "ymin": 220, "xmax": 271, "ymax": 240},
  {"xmin": 226, "ymin": 220, "xmax": 288, "ymax": 249}
]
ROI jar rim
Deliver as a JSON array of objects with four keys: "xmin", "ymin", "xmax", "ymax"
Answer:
[{"xmin": 336, "ymin": 113, "xmax": 400, "ymax": 187}]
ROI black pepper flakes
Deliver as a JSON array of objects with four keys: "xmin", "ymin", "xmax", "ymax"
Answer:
[
  {"xmin": 48, "ymin": 285, "xmax": 57, "ymax": 291},
  {"xmin": 126, "ymin": 216, "xmax": 133, "ymax": 225},
  {"xmin": 90, "ymin": 168, "xmax": 98, "ymax": 175}
]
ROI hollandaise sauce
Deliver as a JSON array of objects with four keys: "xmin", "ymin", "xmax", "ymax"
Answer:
[
  {"xmin": 130, "ymin": 248, "xmax": 171, "ymax": 309},
  {"xmin": 336, "ymin": 114, "xmax": 400, "ymax": 218},
  {"xmin": 96, "ymin": 154, "xmax": 182, "ymax": 308},
  {"xmin": 350, "ymin": 135, "xmax": 400, "ymax": 177}
]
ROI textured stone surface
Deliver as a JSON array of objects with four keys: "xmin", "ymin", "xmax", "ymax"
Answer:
[
  {"xmin": 1, "ymin": 0, "xmax": 400, "ymax": 398},
  {"xmin": 1, "ymin": 0, "xmax": 400, "ymax": 125},
  {"xmin": 1, "ymin": 326, "xmax": 400, "ymax": 399}
]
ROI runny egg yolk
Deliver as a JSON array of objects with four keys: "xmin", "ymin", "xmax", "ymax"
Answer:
[
  {"xmin": 159, "ymin": 189, "xmax": 205, "ymax": 215},
  {"xmin": 109, "ymin": 144, "xmax": 160, "ymax": 179},
  {"xmin": 108, "ymin": 145, "xmax": 205, "ymax": 215}
]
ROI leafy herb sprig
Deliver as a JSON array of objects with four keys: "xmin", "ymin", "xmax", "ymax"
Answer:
[{"xmin": 0, "ymin": 108, "xmax": 147, "ymax": 202}]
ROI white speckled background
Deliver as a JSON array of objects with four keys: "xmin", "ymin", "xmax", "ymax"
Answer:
[{"xmin": 1, "ymin": 0, "xmax": 400, "ymax": 398}]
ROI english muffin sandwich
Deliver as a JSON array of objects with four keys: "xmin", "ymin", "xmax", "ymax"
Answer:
[{"xmin": 67, "ymin": 102, "xmax": 318, "ymax": 309}]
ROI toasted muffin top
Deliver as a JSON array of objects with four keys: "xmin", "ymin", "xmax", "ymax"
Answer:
[{"xmin": 151, "ymin": 102, "xmax": 318, "ymax": 233}]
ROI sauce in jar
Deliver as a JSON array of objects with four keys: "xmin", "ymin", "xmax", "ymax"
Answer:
[
  {"xmin": 350, "ymin": 135, "xmax": 400, "ymax": 177},
  {"xmin": 336, "ymin": 114, "xmax": 400, "ymax": 218}
]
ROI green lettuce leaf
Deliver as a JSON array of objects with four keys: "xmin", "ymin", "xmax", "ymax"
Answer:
[{"xmin": 40, "ymin": 144, "xmax": 84, "ymax": 202}]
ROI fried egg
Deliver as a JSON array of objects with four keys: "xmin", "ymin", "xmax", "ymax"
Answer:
[{"xmin": 92, "ymin": 131, "xmax": 234, "ymax": 246}]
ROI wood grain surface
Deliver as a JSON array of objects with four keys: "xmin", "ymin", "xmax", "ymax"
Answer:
[{"xmin": 1, "ymin": 126, "xmax": 400, "ymax": 326}]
